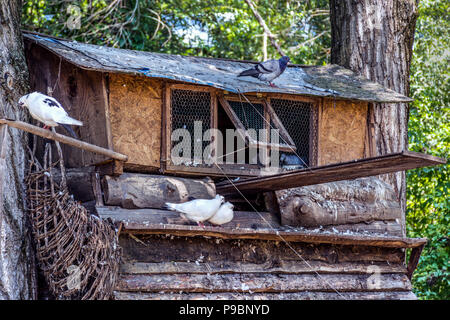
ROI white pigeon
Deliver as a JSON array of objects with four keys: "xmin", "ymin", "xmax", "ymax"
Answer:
[
  {"xmin": 165, "ymin": 194, "xmax": 225, "ymax": 227},
  {"xmin": 18, "ymin": 92, "xmax": 83, "ymax": 138},
  {"xmin": 207, "ymin": 202, "xmax": 234, "ymax": 226}
]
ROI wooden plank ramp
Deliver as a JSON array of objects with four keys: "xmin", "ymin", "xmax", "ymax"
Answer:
[{"xmin": 216, "ymin": 151, "xmax": 446, "ymax": 196}]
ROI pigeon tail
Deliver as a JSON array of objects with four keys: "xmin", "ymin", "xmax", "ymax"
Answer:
[
  {"xmin": 164, "ymin": 202, "xmax": 177, "ymax": 211},
  {"xmin": 60, "ymin": 116, "xmax": 83, "ymax": 126},
  {"xmin": 58, "ymin": 123, "xmax": 79, "ymax": 139},
  {"xmin": 238, "ymin": 68, "xmax": 259, "ymax": 77}
]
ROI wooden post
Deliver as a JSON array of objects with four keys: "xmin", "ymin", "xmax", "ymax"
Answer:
[{"xmin": 0, "ymin": 119, "xmax": 128, "ymax": 162}]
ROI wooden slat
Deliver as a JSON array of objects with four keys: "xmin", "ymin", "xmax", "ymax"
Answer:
[
  {"xmin": 113, "ymin": 291, "xmax": 417, "ymax": 300},
  {"xmin": 115, "ymin": 273, "xmax": 412, "ymax": 293},
  {"xmin": 407, "ymin": 243, "xmax": 426, "ymax": 279},
  {"xmin": 216, "ymin": 151, "xmax": 446, "ymax": 196},
  {"xmin": 97, "ymin": 206, "xmax": 426, "ymax": 248},
  {"xmin": 119, "ymin": 261, "xmax": 407, "ymax": 275},
  {"xmin": 248, "ymin": 139, "xmax": 296, "ymax": 152},
  {"xmin": 264, "ymin": 99, "xmax": 296, "ymax": 148},
  {"xmin": 119, "ymin": 234, "xmax": 405, "ymax": 265}
]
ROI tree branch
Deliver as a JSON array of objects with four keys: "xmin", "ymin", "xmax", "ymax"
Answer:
[{"xmin": 244, "ymin": 0, "xmax": 286, "ymax": 57}]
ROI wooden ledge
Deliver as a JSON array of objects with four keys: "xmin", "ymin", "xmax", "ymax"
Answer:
[
  {"xmin": 97, "ymin": 206, "xmax": 426, "ymax": 249},
  {"xmin": 0, "ymin": 119, "xmax": 128, "ymax": 162}
]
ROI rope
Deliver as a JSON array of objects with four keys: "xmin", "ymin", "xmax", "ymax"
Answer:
[
  {"xmin": 213, "ymin": 161, "xmax": 348, "ymax": 299},
  {"xmin": 216, "ymin": 89, "xmax": 347, "ymax": 299}
]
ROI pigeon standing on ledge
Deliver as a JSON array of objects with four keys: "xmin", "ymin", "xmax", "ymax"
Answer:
[
  {"xmin": 18, "ymin": 92, "xmax": 83, "ymax": 138},
  {"xmin": 238, "ymin": 56, "xmax": 290, "ymax": 87},
  {"xmin": 164, "ymin": 194, "xmax": 225, "ymax": 227},
  {"xmin": 208, "ymin": 202, "xmax": 234, "ymax": 226}
]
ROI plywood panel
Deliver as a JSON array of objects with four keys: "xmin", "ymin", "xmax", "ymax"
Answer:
[
  {"xmin": 109, "ymin": 74, "xmax": 162, "ymax": 169},
  {"xmin": 318, "ymin": 99, "xmax": 368, "ymax": 165},
  {"xmin": 25, "ymin": 43, "xmax": 110, "ymax": 167}
]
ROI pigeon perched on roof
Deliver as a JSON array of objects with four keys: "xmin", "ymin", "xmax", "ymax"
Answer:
[
  {"xmin": 208, "ymin": 202, "xmax": 234, "ymax": 226},
  {"xmin": 238, "ymin": 56, "xmax": 290, "ymax": 87},
  {"xmin": 164, "ymin": 194, "xmax": 225, "ymax": 227},
  {"xmin": 18, "ymin": 92, "xmax": 83, "ymax": 138}
]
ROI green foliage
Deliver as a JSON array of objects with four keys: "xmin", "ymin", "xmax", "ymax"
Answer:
[
  {"xmin": 22, "ymin": 0, "xmax": 448, "ymax": 299},
  {"xmin": 21, "ymin": 0, "xmax": 330, "ymax": 64},
  {"xmin": 407, "ymin": 0, "xmax": 449, "ymax": 300}
]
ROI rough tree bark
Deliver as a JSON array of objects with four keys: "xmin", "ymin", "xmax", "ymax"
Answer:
[
  {"xmin": 329, "ymin": 0, "xmax": 419, "ymax": 236},
  {"xmin": 0, "ymin": 0, "xmax": 36, "ymax": 299}
]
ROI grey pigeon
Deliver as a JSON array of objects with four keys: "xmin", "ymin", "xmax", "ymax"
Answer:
[
  {"xmin": 238, "ymin": 56, "xmax": 290, "ymax": 87},
  {"xmin": 280, "ymin": 153, "xmax": 308, "ymax": 170}
]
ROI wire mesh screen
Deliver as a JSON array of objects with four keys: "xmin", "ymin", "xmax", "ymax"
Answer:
[
  {"xmin": 170, "ymin": 89, "xmax": 211, "ymax": 162},
  {"xmin": 270, "ymin": 98, "xmax": 317, "ymax": 166},
  {"xmin": 228, "ymin": 100, "xmax": 265, "ymax": 132}
]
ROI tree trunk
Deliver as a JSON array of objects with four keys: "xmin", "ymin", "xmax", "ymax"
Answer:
[
  {"xmin": 277, "ymin": 177, "xmax": 402, "ymax": 228},
  {"xmin": 0, "ymin": 0, "xmax": 36, "ymax": 299},
  {"xmin": 329, "ymin": 0, "xmax": 419, "ymax": 236}
]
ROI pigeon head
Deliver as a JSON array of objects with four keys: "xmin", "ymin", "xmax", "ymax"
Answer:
[
  {"xmin": 18, "ymin": 94, "xmax": 30, "ymax": 108},
  {"xmin": 280, "ymin": 153, "xmax": 287, "ymax": 164},
  {"xmin": 215, "ymin": 194, "xmax": 225, "ymax": 204},
  {"xmin": 279, "ymin": 56, "xmax": 290, "ymax": 67},
  {"xmin": 224, "ymin": 202, "xmax": 234, "ymax": 210}
]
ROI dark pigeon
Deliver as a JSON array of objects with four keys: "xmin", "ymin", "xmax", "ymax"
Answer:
[
  {"xmin": 280, "ymin": 153, "xmax": 308, "ymax": 170},
  {"xmin": 238, "ymin": 56, "xmax": 290, "ymax": 87}
]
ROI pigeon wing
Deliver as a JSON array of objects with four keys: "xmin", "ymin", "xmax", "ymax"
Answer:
[
  {"xmin": 40, "ymin": 96, "xmax": 70, "ymax": 121},
  {"xmin": 256, "ymin": 59, "xmax": 280, "ymax": 74},
  {"xmin": 40, "ymin": 96, "xmax": 83, "ymax": 126},
  {"xmin": 175, "ymin": 198, "xmax": 221, "ymax": 222}
]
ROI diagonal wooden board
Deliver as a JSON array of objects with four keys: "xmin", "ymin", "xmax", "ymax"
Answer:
[{"xmin": 216, "ymin": 151, "xmax": 446, "ymax": 196}]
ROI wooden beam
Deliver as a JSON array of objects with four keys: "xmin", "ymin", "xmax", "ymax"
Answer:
[
  {"xmin": 115, "ymin": 273, "xmax": 412, "ymax": 293},
  {"xmin": 113, "ymin": 291, "xmax": 417, "ymax": 300},
  {"xmin": 406, "ymin": 243, "xmax": 426, "ymax": 279},
  {"xmin": 217, "ymin": 95, "xmax": 249, "ymax": 144},
  {"xmin": 119, "ymin": 261, "xmax": 407, "ymax": 275},
  {"xmin": 97, "ymin": 206, "xmax": 427, "ymax": 248},
  {"xmin": 216, "ymin": 151, "xmax": 446, "ymax": 196},
  {"xmin": 0, "ymin": 119, "xmax": 128, "ymax": 162},
  {"xmin": 248, "ymin": 139, "xmax": 296, "ymax": 152},
  {"xmin": 96, "ymin": 159, "xmax": 124, "ymax": 176}
]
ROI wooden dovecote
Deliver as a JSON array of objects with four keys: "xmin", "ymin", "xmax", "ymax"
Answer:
[
  {"xmin": 23, "ymin": 32, "xmax": 419, "ymax": 177},
  {"xmin": 22, "ymin": 32, "xmax": 446, "ymax": 300}
]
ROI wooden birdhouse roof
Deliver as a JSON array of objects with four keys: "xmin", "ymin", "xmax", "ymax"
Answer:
[{"xmin": 23, "ymin": 32, "xmax": 411, "ymax": 103}]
